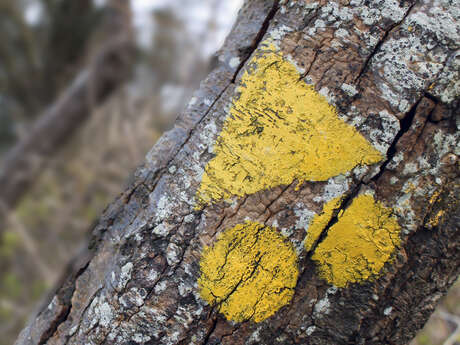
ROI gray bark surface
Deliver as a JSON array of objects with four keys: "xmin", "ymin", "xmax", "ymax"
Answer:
[{"xmin": 16, "ymin": 0, "xmax": 459, "ymax": 344}]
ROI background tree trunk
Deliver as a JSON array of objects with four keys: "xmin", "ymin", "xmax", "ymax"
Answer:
[
  {"xmin": 0, "ymin": 0, "xmax": 134, "ymax": 213},
  {"xmin": 16, "ymin": 0, "xmax": 459, "ymax": 344}
]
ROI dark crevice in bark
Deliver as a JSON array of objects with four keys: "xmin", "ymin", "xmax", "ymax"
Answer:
[
  {"xmin": 423, "ymin": 91, "xmax": 440, "ymax": 104},
  {"xmin": 231, "ymin": 0, "xmax": 280, "ymax": 83},
  {"xmin": 202, "ymin": 317, "xmax": 218, "ymax": 345},
  {"xmin": 38, "ymin": 306, "xmax": 71, "ymax": 345},
  {"xmin": 299, "ymin": 49, "xmax": 319, "ymax": 80},
  {"xmin": 371, "ymin": 97, "xmax": 422, "ymax": 182},
  {"xmin": 263, "ymin": 182, "xmax": 293, "ymax": 218},
  {"xmin": 354, "ymin": 1, "xmax": 417, "ymax": 84},
  {"xmin": 220, "ymin": 325, "xmax": 241, "ymax": 343},
  {"xmin": 38, "ymin": 259, "xmax": 91, "ymax": 345},
  {"xmin": 305, "ymin": 183, "xmax": 362, "ymax": 259}
]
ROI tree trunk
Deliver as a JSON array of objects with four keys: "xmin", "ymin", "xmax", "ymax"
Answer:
[{"xmin": 16, "ymin": 0, "xmax": 459, "ymax": 344}]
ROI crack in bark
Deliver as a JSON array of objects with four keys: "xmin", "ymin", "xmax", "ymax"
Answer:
[
  {"xmin": 306, "ymin": 183, "xmax": 363, "ymax": 261},
  {"xmin": 141, "ymin": 1, "xmax": 280, "ymax": 216},
  {"xmin": 202, "ymin": 316, "xmax": 218, "ymax": 345},
  {"xmin": 36, "ymin": 259, "xmax": 91, "ymax": 345},
  {"xmin": 63, "ymin": 285, "xmax": 103, "ymax": 345},
  {"xmin": 231, "ymin": 0, "xmax": 280, "ymax": 83},
  {"xmin": 299, "ymin": 49, "xmax": 319, "ymax": 81},
  {"xmin": 354, "ymin": 1, "xmax": 417, "ymax": 84},
  {"xmin": 371, "ymin": 96, "xmax": 422, "ymax": 182}
]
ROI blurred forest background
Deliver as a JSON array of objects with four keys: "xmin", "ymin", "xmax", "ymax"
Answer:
[{"xmin": 0, "ymin": 0, "xmax": 457, "ymax": 344}]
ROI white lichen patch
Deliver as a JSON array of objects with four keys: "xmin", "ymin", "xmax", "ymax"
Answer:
[
  {"xmin": 69, "ymin": 324, "xmax": 78, "ymax": 336},
  {"xmin": 394, "ymin": 191, "xmax": 417, "ymax": 233},
  {"xmin": 248, "ymin": 327, "xmax": 262, "ymax": 344},
  {"xmin": 341, "ymin": 83, "xmax": 358, "ymax": 97},
  {"xmin": 306, "ymin": 325, "xmax": 317, "ymax": 336},
  {"xmin": 402, "ymin": 163, "xmax": 418, "ymax": 176},
  {"xmin": 120, "ymin": 288, "xmax": 145, "ymax": 309},
  {"xmin": 98, "ymin": 303, "xmax": 113, "ymax": 327},
  {"xmin": 313, "ymin": 175, "xmax": 349, "ymax": 204},
  {"xmin": 146, "ymin": 269, "xmax": 160, "ymax": 283},
  {"xmin": 229, "ymin": 57, "xmax": 240, "ymax": 69},
  {"xmin": 151, "ymin": 194, "xmax": 172, "ymax": 224},
  {"xmin": 119, "ymin": 262, "xmax": 134, "ymax": 290},
  {"xmin": 371, "ymin": 0, "xmax": 457, "ymax": 112},
  {"xmin": 314, "ymin": 295, "xmax": 330, "ymax": 317},
  {"xmin": 47, "ymin": 296, "xmax": 57, "ymax": 311},
  {"xmin": 340, "ymin": 106, "xmax": 367, "ymax": 128},
  {"xmin": 387, "ymin": 151, "xmax": 404, "ymax": 170},
  {"xmin": 152, "ymin": 222, "xmax": 173, "ymax": 237},
  {"xmin": 432, "ymin": 52, "xmax": 460, "ymax": 103},
  {"xmin": 408, "ymin": 1, "xmax": 459, "ymax": 46},
  {"xmin": 132, "ymin": 333, "xmax": 151, "ymax": 343},
  {"xmin": 318, "ymin": 87, "xmax": 336, "ymax": 105},
  {"xmin": 269, "ymin": 24, "xmax": 293, "ymax": 43},
  {"xmin": 87, "ymin": 296, "xmax": 114, "ymax": 330},
  {"xmin": 384, "ymin": 306, "xmax": 393, "ymax": 316},
  {"xmin": 178, "ymin": 282, "xmax": 193, "ymax": 297},
  {"xmin": 184, "ymin": 214, "xmax": 194, "ymax": 223},
  {"xmin": 433, "ymin": 130, "xmax": 460, "ymax": 158},
  {"xmin": 392, "ymin": 126, "xmax": 458, "ymax": 234},
  {"xmin": 294, "ymin": 203, "xmax": 316, "ymax": 230},
  {"xmin": 198, "ymin": 121, "xmax": 218, "ymax": 153},
  {"xmin": 188, "ymin": 97, "xmax": 197, "ymax": 106},
  {"xmin": 154, "ymin": 280, "xmax": 168, "ymax": 294},
  {"xmin": 166, "ymin": 243, "xmax": 182, "ymax": 265},
  {"xmin": 335, "ymin": 28, "xmax": 350, "ymax": 40},
  {"xmin": 363, "ymin": 110, "xmax": 400, "ymax": 155}
]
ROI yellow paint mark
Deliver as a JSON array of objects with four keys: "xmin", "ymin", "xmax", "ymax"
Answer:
[
  {"xmin": 311, "ymin": 194, "xmax": 401, "ymax": 287},
  {"xmin": 427, "ymin": 210, "xmax": 445, "ymax": 228},
  {"xmin": 304, "ymin": 196, "xmax": 343, "ymax": 252},
  {"xmin": 429, "ymin": 190, "xmax": 441, "ymax": 204},
  {"xmin": 198, "ymin": 221, "xmax": 299, "ymax": 322},
  {"xmin": 196, "ymin": 43, "xmax": 382, "ymax": 207}
]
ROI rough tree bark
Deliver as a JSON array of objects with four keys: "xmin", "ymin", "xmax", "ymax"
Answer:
[{"xmin": 16, "ymin": 0, "xmax": 459, "ymax": 344}]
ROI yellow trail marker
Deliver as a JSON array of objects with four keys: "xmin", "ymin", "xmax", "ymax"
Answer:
[
  {"xmin": 196, "ymin": 43, "xmax": 382, "ymax": 207},
  {"xmin": 311, "ymin": 194, "xmax": 401, "ymax": 288},
  {"xmin": 198, "ymin": 221, "xmax": 299, "ymax": 323}
]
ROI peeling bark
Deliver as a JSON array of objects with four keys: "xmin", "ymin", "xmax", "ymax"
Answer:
[{"xmin": 16, "ymin": 0, "xmax": 459, "ymax": 344}]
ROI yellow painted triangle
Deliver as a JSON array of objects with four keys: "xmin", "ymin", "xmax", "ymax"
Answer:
[{"xmin": 196, "ymin": 43, "xmax": 382, "ymax": 207}]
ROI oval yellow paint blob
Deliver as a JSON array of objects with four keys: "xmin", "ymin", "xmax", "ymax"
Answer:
[
  {"xmin": 311, "ymin": 194, "xmax": 401, "ymax": 288},
  {"xmin": 198, "ymin": 221, "xmax": 299, "ymax": 323},
  {"xmin": 196, "ymin": 43, "xmax": 382, "ymax": 207}
]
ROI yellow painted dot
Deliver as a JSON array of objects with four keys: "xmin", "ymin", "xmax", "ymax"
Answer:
[
  {"xmin": 196, "ymin": 43, "xmax": 382, "ymax": 207},
  {"xmin": 311, "ymin": 194, "xmax": 401, "ymax": 287},
  {"xmin": 198, "ymin": 221, "xmax": 299, "ymax": 323}
]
